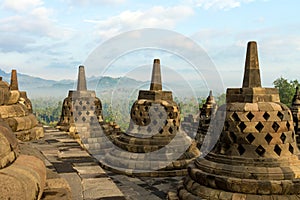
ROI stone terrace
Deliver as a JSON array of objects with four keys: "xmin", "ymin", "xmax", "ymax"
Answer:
[{"xmin": 31, "ymin": 126, "xmax": 182, "ymax": 200}]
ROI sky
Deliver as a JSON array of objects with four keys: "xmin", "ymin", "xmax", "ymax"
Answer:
[{"xmin": 0, "ymin": 0, "xmax": 299, "ymax": 92}]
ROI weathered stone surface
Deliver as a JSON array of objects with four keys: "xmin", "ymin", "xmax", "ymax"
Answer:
[
  {"xmin": 170, "ymin": 41, "xmax": 300, "ymax": 199},
  {"xmin": 0, "ymin": 70, "xmax": 43, "ymax": 141},
  {"xmin": 0, "ymin": 155, "xmax": 46, "ymax": 200},
  {"xmin": 0, "ymin": 120, "xmax": 19, "ymax": 169},
  {"xmin": 291, "ymin": 86, "xmax": 300, "ymax": 144},
  {"xmin": 101, "ymin": 59, "xmax": 199, "ymax": 176},
  {"xmin": 57, "ymin": 65, "xmax": 103, "ymax": 133},
  {"xmin": 194, "ymin": 90, "xmax": 218, "ymax": 148},
  {"xmin": 10, "ymin": 69, "xmax": 18, "ymax": 91}
]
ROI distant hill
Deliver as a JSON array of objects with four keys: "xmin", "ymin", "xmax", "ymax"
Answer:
[
  {"xmin": 0, "ymin": 69, "xmax": 147, "ymax": 99},
  {"xmin": 0, "ymin": 69, "xmax": 209, "ymax": 99}
]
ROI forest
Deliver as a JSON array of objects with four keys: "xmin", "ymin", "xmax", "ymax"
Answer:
[{"xmin": 32, "ymin": 77, "xmax": 299, "ymax": 129}]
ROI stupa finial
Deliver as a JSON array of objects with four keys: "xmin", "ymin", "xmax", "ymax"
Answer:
[
  {"xmin": 242, "ymin": 41, "xmax": 262, "ymax": 88},
  {"xmin": 150, "ymin": 59, "xmax": 162, "ymax": 91},
  {"xmin": 77, "ymin": 65, "xmax": 87, "ymax": 91},
  {"xmin": 10, "ymin": 69, "xmax": 19, "ymax": 90}
]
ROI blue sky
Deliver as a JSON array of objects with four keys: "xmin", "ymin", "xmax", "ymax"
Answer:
[{"xmin": 0, "ymin": 0, "xmax": 299, "ymax": 91}]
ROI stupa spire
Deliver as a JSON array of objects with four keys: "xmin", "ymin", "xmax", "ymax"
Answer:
[
  {"xmin": 77, "ymin": 65, "xmax": 87, "ymax": 91},
  {"xmin": 10, "ymin": 69, "xmax": 18, "ymax": 90},
  {"xmin": 206, "ymin": 90, "xmax": 215, "ymax": 104},
  {"xmin": 242, "ymin": 41, "xmax": 262, "ymax": 88},
  {"xmin": 150, "ymin": 59, "xmax": 162, "ymax": 91},
  {"xmin": 292, "ymin": 86, "xmax": 300, "ymax": 105}
]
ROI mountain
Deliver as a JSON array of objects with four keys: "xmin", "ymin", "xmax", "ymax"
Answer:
[
  {"xmin": 0, "ymin": 69, "xmax": 146, "ymax": 99},
  {"xmin": 0, "ymin": 69, "xmax": 210, "ymax": 99}
]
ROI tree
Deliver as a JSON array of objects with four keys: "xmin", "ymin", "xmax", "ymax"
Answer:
[
  {"xmin": 216, "ymin": 93, "xmax": 226, "ymax": 106},
  {"xmin": 273, "ymin": 77, "xmax": 299, "ymax": 106}
]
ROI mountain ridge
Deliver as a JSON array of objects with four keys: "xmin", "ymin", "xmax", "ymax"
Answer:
[{"xmin": 0, "ymin": 68, "xmax": 209, "ymax": 99}]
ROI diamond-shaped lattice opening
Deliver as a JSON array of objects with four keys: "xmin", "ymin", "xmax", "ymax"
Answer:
[
  {"xmin": 265, "ymin": 133, "xmax": 273, "ymax": 144},
  {"xmin": 274, "ymin": 144, "xmax": 282, "ymax": 156},
  {"xmin": 168, "ymin": 112, "xmax": 173, "ymax": 118},
  {"xmin": 82, "ymin": 117, "xmax": 86, "ymax": 122},
  {"xmin": 159, "ymin": 129, "xmax": 164, "ymax": 134},
  {"xmin": 153, "ymin": 119, "xmax": 158, "ymax": 125},
  {"xmin": 90, "ymin": 106, "xmax": 94, "ymax": 110},
  {"xmin": 255, "ymin": 122, "xmax": 264, "ymax": 132},
  {"xmin": 173, "ymin": 120, "xmax": 177, "ymax": 126},
  {"xmin": 289, "ymin": 144, "xmax": 294, "ymax": 154},
  {"xmin": 143, "ymin": 118, "xmax": 148, "ymax": 125},
  {"xmin": 147, "ymin": 126, "xmax": 152, "ymax": 132},
  {"xmin": 277, "ymin": 111, "xmax": 284, "ymax": 121},
  {"xmin": 232, "ymin": 112, "xmax": 240, "ymax": 121},
  {"xmin": 86, "ymin": 111, "xmax": 90, "ymax": 115},
  {"xmin": 90, "ymin": 117, "xmax": 94, "ymax": 121},
  {"xmin": 168, "ymin": 127, "xmax": 174, "ymax": 134},
  {"xmin": 280, "ymin": 133, "xmax": 286, "ymax": 143},
  {"xmin": 145, "ymin": 106, "xmax": 149, "ymax": 112},
  {"xmin": 255, "ymin": 145, "xmax": 266, "ymax": 156},
  {"xmin": 86, "ymin": 101, "xmax": 90, "ymax": 105},
  {"xmin": 158, "ymin": 112, "xmax": 164, "ymax": 119},
  {"xmin": 246, "ymin": 112, "xmax": 255, "ymax": 121},
  {"xmin": 74, "ymin": 117, "xmax": 78, "ymax": 122},
  {"xmin": 237, "ymin": 144, "xmax": 245, "ymax": 155},
  {"xmin": 78, "ymin": 111, "xmax": 82, "ymax": 116},
  {"xmin": 272, "ymin": 122, "xmax": 280, "ymax": 132},
  {"xmin": 229, "ymin": 132, "xmax": 237, "ymax": 143},
  {"xmin": 263, "ymin": 112, "xmax": 270, "ymax": 121},
  {"xmin": 79, "ymin": 101, "xmax": 83, "ymax": 105},
  {"xmin": 238, "ymin": 122, "xmax": 247, "ymax": 132},
  {"xmin": 224, "ymin": 121, "xmax": 229, "ymax": 131},
  {"xmin": 139, "ymin": 111, "xmax": 143, "ymax": 117},
  {"xmin": 286, "ymin": 121, "xmax": 291, "ymax": 131},
  {"xmin": 246, "ymin": 133, "xmax": 255, "ymax": 144}
]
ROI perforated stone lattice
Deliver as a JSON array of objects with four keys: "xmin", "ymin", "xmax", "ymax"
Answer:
[
  {"xmin": 219, "ymin": 103, "xmax": 297, "ymax": 158},
  {"xmin": 129, "ymin": 99, "xmax": 180, "ymax": 137},
  {"xmin": 73, "ymin": 98, "xmax": 102, "ymax": 123}
]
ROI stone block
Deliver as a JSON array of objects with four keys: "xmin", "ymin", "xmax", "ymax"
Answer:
[{"xmin": 0, "ymin": 155, "xmax": 46, "ymax": 200}]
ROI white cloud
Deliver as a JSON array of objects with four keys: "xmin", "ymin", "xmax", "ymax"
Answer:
[
  {"xmin": 2, "ymin": 0, "xmax": 43, "ymax": 12},
  {"xmin": 0, "ymin": 0, "xmax": 74, "ymax": 52},
  {"xmin": 85, "ymin": 5, "xmax": 194, "ymax": 39},
  {"xmin": 62, "ymin": 0, "xmax": 126, "ymax": 6},
  {"xmin": 190, "ymin": 0, "xmax": 255, "ymax": 10}
]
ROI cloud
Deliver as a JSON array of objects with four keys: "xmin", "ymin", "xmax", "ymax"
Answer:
[
  {"xmin": 85, "ymin": 5, "xmax": 194, "ymax": 39},
  {"xmin": 62, "ymin": 0, "xmax": 126, "ymax": 6},
  {"xmin": 0, "ymin": 1, "xmax": 74, "ymax": 52},
  {"xmin": 189, "ymin": 0, "xmax": 255, "ymax": 10},
  {"xmin": 2, "ymin": 0, "xmax": 43, "ymax": 12}
]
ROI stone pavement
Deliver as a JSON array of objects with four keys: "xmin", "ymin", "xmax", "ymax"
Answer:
[{"xmin": 31, "ymin": 126, "xmax": 183, "ymax": 200}]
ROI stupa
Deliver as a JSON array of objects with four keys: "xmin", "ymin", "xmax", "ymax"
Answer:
[
  {"xmin": 291, "ymin": 86, "xmax": 300, "ymax": 144},
  {"xmin": 169, "ymin": 41, "xmax": 300, "ymax": 199},
  {"xmin": 0, "ymin": 114, "xmax": 46, "ymax": 199},
  {"xmin": 57, "ymin": 66, "xmax": 119, "ymax": 156},
  {"xmin": 57, "ymin": 65, "xmax": 103, "ymax": 135},
  {"xmin": 0, "ymin": 70, "xmax": 44, "ymax": 141},
  {"xmin": 100, "ymin": 59, "xmax": 200, "ymax": 176},
  {"xmin": 195, "ymin": 90, "xmax": 217, "ymax": 148}
]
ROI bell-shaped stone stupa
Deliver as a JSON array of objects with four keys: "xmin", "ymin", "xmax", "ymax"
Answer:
[
  {"xmin": 170, "ymin": 41, "xmax": 300, "ymax": 199},
  {"xmin": 0, "ymin": 70, "xmax": 44, "ymax": 141},
  {"xmin": 101, "ymin": 59, "xmax": 200, "ymax": 176}
]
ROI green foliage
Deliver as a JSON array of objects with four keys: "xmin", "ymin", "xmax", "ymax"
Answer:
[
  {"xmin": 32, "ymin": 97, "xmax": 62, "ymax": 126},
  {"xmin": 273, "ymin": 77, "xmax": 299, "ymax": 105},
  {"xmin": 216, "ymin": 93, "xmax": 226, "ymax": 106}
]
